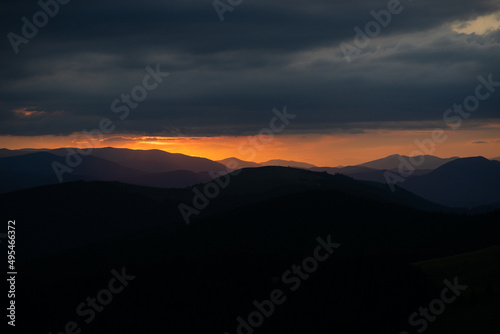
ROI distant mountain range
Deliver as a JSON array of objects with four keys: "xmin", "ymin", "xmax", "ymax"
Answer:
[
  {"xmin": 1, "ymin": 148, "xmax": 499, "ymax": 209},
  {"xmin": 0, "ymin": 148, "xmax": 52, "ymax": 157},
  {"xmin": 357, "ymin": 154, "xmax": 459, "ymax": 170},
  {"xmin": 0, "ymin": 148, "xmax": 227, "ymax": 193},
  {"xmin": 217, "ymin": 157, "xmax": 262, "ymax": 169},
  {"xmin": 220, "ymin": 154, "xmax": 462, "ymax": 173},
  {"xmin": 26, "ymin": 147, "xmax": 227, "ymax": 173},
  {"xmin": 259, "ymin": 159, "xmax": 317, "ymax": 168},
  {"xmin": 217, "ymin": 157, "xmax": 317, "ymax": 169},
  {"xmin": 402, "ymin": 157, "xmax": 500, "ymax": 208},
  {"xmin": 310, "ymin": 155, "xmax": 459, "ymax": 184},
  {"xmin": 311, "ymin": 157, "xmax": 500, "ymax": 209},
  {"xmin": 4, "ymin": 150, "xmax": 500, "ymax": 334},
  {"xmin": 56, "ymin": 147, "xmax": 226, "ymax": 173},
  {"xmin": 6, "ymin": 164, "xmax": 500, "ymax": 333}
]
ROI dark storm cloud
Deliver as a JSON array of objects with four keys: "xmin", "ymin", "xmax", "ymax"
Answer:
[{"xmin": 0, "ymin": 0, "xmax": 499, "ymax": 136}]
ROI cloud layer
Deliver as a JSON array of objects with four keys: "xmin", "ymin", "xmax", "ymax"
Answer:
[{"xmin": 1, "ymin": 0, "xmax": 499, "ymax": 136}]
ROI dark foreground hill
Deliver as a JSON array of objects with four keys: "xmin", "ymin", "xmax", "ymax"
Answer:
[
  {"xmin": 4, "ymin": 166, "xmax": 451, "ymax": 259},
  {"xmin": 311, "ymin": 165, "xmax": 433, "ymax": 183},
  {"xmin": 4, "ymin": 166, "xmax": 499, "ymax": 333},
  {"xmin": 190, "ymin": 166, "xmax": 448, "ymax": 218},
  {"xmin": 413, "ymin": 246, "xmax": 500, "ymax": 334}
]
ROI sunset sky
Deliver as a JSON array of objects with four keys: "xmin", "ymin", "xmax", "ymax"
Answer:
[{"xmin": 1, "ymin": 0, "xmax": 499, "ymax": 166}]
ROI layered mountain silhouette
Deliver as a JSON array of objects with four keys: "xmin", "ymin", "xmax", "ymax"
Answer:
[
  {"xmin": 218, "ymin": 158, "xmax": 317, "ymax": 169},
  {"xmin": 0, "ymin": 148, "xmax": 51, "ymax": 157},
  {"xmin": 199, "ymin": 166, "xmax": 447, "ymax": 215},
  {"xmin": 221, "ymin": 154, "xmax": 460, "ymax": 184},
  {"xmin": 310, "ymin": 165, "xmax": 432, "ymax": 184},
  {"xmin": 6, "ymin": 165, "xmax": 500, "ymax": 334},
  {"xmin": 3, "ymin": 148, "xmax": 500, "ymax": 333},
  {"xmin": 52, "ymin": 147, "xmax": 227, "ymax": 173},
  {"xmin": 2, "ymin": 149, "xmax": 499, "ymax": 210},
  {"xmin": 309, "ymin": 156, "xmax": 499, "ymax": 208},
  {"xmin": 4, "ymin": 165, "xmax": 495, "ymax": 261},
  {"xmin": 259, "ymin": 159, "xmax": 317, "ymax": 168},
  {"xmin": 0, "ymin": 149, "xmax": 225, "ymax": 193},
  {"xmin": 1, "ymin": 165, "xmax": 454, "ymax": 260},
  {"xmin": 0, "ymin": 147, "xmax": 226, "ymax": 171},
  {"xmin": 402, "ymin": 157, "xmax": 500, "ymax": 208},
  {"xmin": 358, "ymin": 154, "xmax": 459, "ymax": 170},
  {"xmin": 217, "ymin": 157, "xmax": 262, "ymax": 169}
]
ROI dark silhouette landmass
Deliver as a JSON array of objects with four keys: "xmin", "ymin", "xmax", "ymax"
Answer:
[
  {"xmin": 402, "ymin": 157, "xmax": 500, "ymax": 208},
  {"xmin": 218, "ymin": 157, "xmax": 262, "ymax": 168},
  {"xmin": 2, "ymin": 149, "xmax": 500, "ymax": 333},
  {"xmin": 6, "ymin": 164, "xmax": 499, "ymax": 334},
  {"xmin": 0, "ymin": 149, "xmax": 225, "ymax": 193},
  {"xmin": 357, "ymin": 154, "xmax": 459, "ymax": 170},
  {"xmin": 259, "ymin": 159, "xmax": 317, "ymax": 169}
]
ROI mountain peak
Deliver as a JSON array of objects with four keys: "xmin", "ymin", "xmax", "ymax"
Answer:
[
  {"xmin": 402, "ymin": 156, "xmax": 500, "ymax": 208},
  {"xmin": 259, "ymin": 159, "xmax": 317, "ymax": 169},
  {"xmin": 358, "ymin": 154, "xmax": 458, "ymax": 170}
]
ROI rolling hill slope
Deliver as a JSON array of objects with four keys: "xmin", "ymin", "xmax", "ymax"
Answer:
[
  {"xmin": 402, "ymin": 157, "xmax": 500, "ymax": 208},
  {"xmin": 6, "ymin": 172, "xmax": 499, "ymax": 334},
  {"xmin": 49, "ymin": 147, "xmax": 228, "ymax": 173},
  {"xmin": 0, "ymin": 152, "xmax": 215, "ymax": 193},
  {"xmin": 358, "ymin": 154, "xmax": 458, "ymax": 170}
]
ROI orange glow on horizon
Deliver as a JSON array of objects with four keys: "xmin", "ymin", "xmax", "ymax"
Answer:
[{"xmin": 1, "ymin": 127, "xmax": 499, "ymax": 167}]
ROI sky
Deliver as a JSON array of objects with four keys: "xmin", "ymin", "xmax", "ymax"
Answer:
[{"xmin": 1, "ymin": 0, "xmax": 499, "ymax": 166}]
